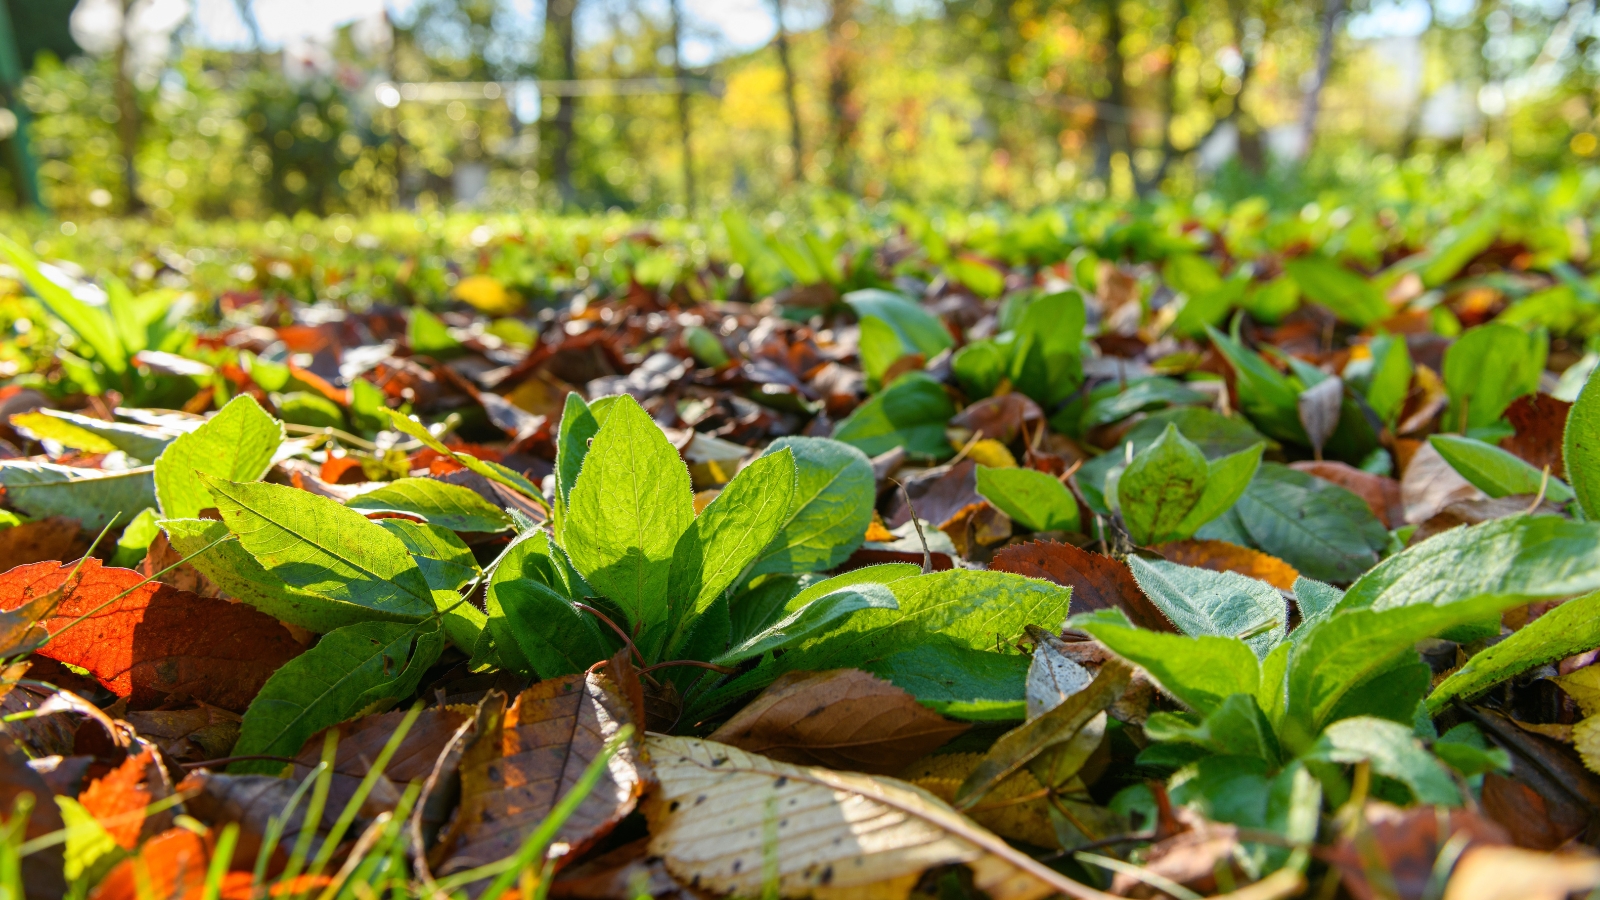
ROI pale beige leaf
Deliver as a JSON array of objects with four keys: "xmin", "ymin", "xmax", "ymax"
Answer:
[
  {"xmin": 1443, "ymin": 846, "xmax": 1600, "ymax": 900},
  {"xmin": 644, "ymin": 735, "xmax": 1114, "ymax": 900},
  {"xmin": 1555, "ymin": 666, "xmax": 1600, "ymax": 718}
]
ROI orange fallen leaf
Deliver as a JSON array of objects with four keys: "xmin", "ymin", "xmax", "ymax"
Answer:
[
  {"xmin": 1157, "ymin": 539, "xmax": 1299, "ymax": 591},
  {"xmin": 0, "ymin": 516, "xmax": 85, "ymax": 573},
  {"xmin": 89, "ymin": 828, "xmax": 209, "ymax": 900},
  {"xmin": 0, "ymin": 559, "xmax": 304, "ymax": 712},
  {"xmin": 78, "ymin": 747, "xmax": 173, "ymax": 849},
  {"xmin": 991, "ymin": 540, "xmax": 1174, "ymax": 632}
]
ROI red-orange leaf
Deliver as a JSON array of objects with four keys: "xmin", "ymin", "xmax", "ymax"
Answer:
[
  {"xmin": 77, "ymin": 747, "xmax": 172, "ymax": 849},
  {"xmin": 990, "ymin": 540, "xmax": 1174, "ymax": 632},
  {"xmin": 0, "ymin": 559, "xmax": 303, "ymax": 712},
  {"xmin": 1156, "ymin": 539, "xmax": 1300, "ymax": 591}
]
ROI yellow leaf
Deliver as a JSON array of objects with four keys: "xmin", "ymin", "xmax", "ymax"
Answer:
[
  {"xmin": 453, "ymin": 275, "xmax": 522, "ymax": 315},
  {"xmin": 1574, "ymin": 715, "xmax": 1600, "ymax": 773},
  {"xmin": 1555, "ymin": 666, "xmax": 1600, "ymax": 717},
  {"xmin": 644, "ymin": 735, "xmax": 1110, "ymax": 900},
  {"xmin": 967, "ymin": 439, "xmax": 1017, "ymax": 468},
  {"xmin": 903, "ymin": 753, "xmax": 1058, "ymax": 850}
]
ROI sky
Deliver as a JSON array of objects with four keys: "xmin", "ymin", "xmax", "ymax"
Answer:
[{"xmin": 190, "ymin": 0, "xmax": 1439, "ymax": 67}]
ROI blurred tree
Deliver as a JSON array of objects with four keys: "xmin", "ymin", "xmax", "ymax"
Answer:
[
  {"xmin": 771, "ymin": 0, "xmax": 803, "ymax": 183},
  {"xmin": 825, "ymin": 0, "xmax": 858, "ymax": 190},
  {"xmin": 7, "ymin": 0, "xmax": 80, "ymax": 69},
  {"xmin": 543, "ymin": 0, "xmax": 580, "ymax": 202}
]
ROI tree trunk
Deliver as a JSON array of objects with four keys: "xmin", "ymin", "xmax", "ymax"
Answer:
[
  {"xmin": 115, "ymin": 0, "xmax": 143, "ymax": 214},
  {"xmin": 1103, "ymin": 0, "xmax": 1133, "ymax": 168},
  {"xmin": 772, "ymin": 0, "xmax": 804, "ymax": 183},
  {"xmin": 669, "ymin": 0, "xmax": 695, "ymax": 208},
  {"xmin": 1138, "ymin": 0, "xmax": 1191, "ymax": 194},
  {"xmin": 543, "ymin": 0, "xmax": 579, "ymax": 203},
  {"xmin": 1298, "ymin": 0, "xmax": 1344, "ymax": 161},
  {"xmin": 825, "ymin": 0, "xmax": 858, "ymax": 191}
]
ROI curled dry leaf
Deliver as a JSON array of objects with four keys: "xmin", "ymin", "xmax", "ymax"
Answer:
[
  {"xmin": 1108, "ymin": 811, "xmax": 1244, "ymax": 898},
  {"xmin": 1481, "ymin": 773, "xmax": 1589, "ymax": 851},
  {"xmin": 1400, "ymin": 440, "xmax": 1486, "ymax": 525},
  {"xmin": 551, "ymin": 838, "xmax": 696, "ymax": 900},
  {"xmin": 707, "ymin": 669, "xmax": 969, "ymax": 775},
  {"xmin": 950, "ymin": 394, "xmax": 1045, "ymax": 445},
  {"xmin": 990, "ymin": 541, "xmax": 1174, "ymax": 632},
  {"xmin": 432, "ymin": 668, "xmax": 646, "ymax": 879},
  {"xmin": 0, "ymin": 559, "xmax": 304, "ymax": 712},
  {"xmin": 1156, "ymin": 539, "xmax": 1300, "ymax": 591},
  {"xmin": 644, "ymin": 734, "xmax": 1114, "ymax": 900},
  {"xmin": 1443, "ymin": 845, "xmax": 1600, "ymax": 900}
]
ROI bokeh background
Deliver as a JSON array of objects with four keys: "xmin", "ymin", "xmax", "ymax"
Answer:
[{"xmin": 0, "ymin": 0, "xmax": 1590, "ymax": 219}]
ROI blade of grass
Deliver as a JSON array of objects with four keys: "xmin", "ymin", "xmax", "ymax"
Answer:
[
  {"xmin": 249, "ymin": 760, "xmax": 327, "ymax": 900},
  {"xmin": 280, "ymin": 730, "xmax": 339, "ymax": 890},
  {"xmin": 200, "ymin": 823, "xmax": 240, "ymax": 900},
  {"xmin": 305, "ymin": 703, "xmax": 423, "ymax": 883}
]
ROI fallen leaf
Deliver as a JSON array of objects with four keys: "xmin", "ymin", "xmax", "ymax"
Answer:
[
  {"xmin": 0, "ymin": 516, "xmax": 85, "ymax": 572},
  {"xmin": 1025, "ymin": 628, "xmax": 1094, "ymax": 720},
  {"xmin": 883, "ymin": 459, "xmax": 983, "ymax": 530},
  {"xmin": 290, "ymin": 706, "xmax": 471, "ymax": 822},
  {"xmin": 77, "ymin": 747, "xmax": 174, "ymax": 849},
  {"xmin": 1574, "ymin": 715, "xmax": 1600, "ymax": 773},
  {"xmin": 551, "ymin": 838, "xmax": 697, "ymax": 900},
  {"xmin": 967, "ymin": 439, "xmax": 1018, "ymax": 468},
  {"xmin": 903, "ymin": 753, "xmax": 1059, "ymax": 849},
  {"xmin": 1156, "ymin": 539, "xmax": 1300, "ymax": 591},
  {"xmin": 0, "ymin": 734, "xmax": 67, "ymax": 898},
  {"xmin": 432, "ymin": 669, "xmax": 646, "ymax": 879},
  {"xmin": 0, "ymin": 559, "xmax": 304, "ymax": 711},
  {"xmin": 950, "ymin": 394, "xmax": 1044, "ymax": 445},
  {"xmin": 1500, "ymin": 393, "xmax": 1571, "ymax": 479},
  {"xmin": 1400, "ymin": 440, "xmax": 1486, "ymax": 525},
  {"xmin": 1322, "ymin": 802, "xmax": 1507, "ymax": 900},
  {"xmin": 1297, "ymin": 376, "xmax": 1344, "ymax": 459},
  {"xmin": 707, "ymin": 669, "xmax": 969, "ymax": 774},
  {"xmin": 1109, "ymin": 812, "xmax": 1244, "ymax": 897},
  {"xmin": 1290, "ymin": 461, "xmax": 1405, "ymax": 529},
  {"xmin": 88, "ymin": 828, "xmax": 210, "ymax": 900},
  {"xmin": 1443, "ymin": 845, "xmax": 1600, "ymax": 900},
  {"xmin": 990, "ymin": 541, "xmax": 1174, "ymax": 632},
  {"xmin": 1555, "ymin": 666, "xmax": 1600, "ymax": 716},
  {"xmin": 1481, "ymin": 772, "xmax": 1588, "ymax": 850},
  {"xmin": 124, "ymin": 704, "xmax": 242, "ymax": 765},
  {"xmin": 644, "ymin": 734, "xmax": 1109, "ymax": 900},
  {"xmin": 179, "ymin": 770, "xmax": 340, "ymax": 873}
]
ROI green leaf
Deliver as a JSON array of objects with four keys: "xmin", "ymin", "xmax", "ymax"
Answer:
[
  {"xmin": 346, "ymin": 478, "xmax": 514, "ymax": 533},
  {"xmin": 1217, "ymin": 464, "xmax": 1388, "ymax": 583},
  {"xmin": 1078, "ymin": 407, "xmax": 1267, "ymax": 513},
  {"xmin": 231, "ymin": 621, "xmax": 444, "ymax": 774},
  {"xmin": 844, "ymin": 289, "xmax": 954, "ymax": 359},
  {"xmin": 0, "ymin": 233, "xmax": 126, "ymax": 373},
  {"xmin": 682, "ymin": 325, "xmax": 730, "ymax": 367},
  {"xmin": 1072, "ymin": 608, "xmax": 1259, "ymax": 717},
  {"xmin": 1363, "ymin": 335, "xmax": 1413, "ymax": 426},
  {"xmin": 110, "ymin": 507, "xmax": 161, "ymax": 569},
  {"xmin": 1306, "ymin": 717, "xmax": 1459, "ymax": 806},
  {"xmin": 1442, "ymin": 324, "xmax": 1547, "ymax": 432},
  {"xmin": 975, "ymin": 466, "xmax": 1080, "ymax": 533},
  {"xmin": 1283, "ymin": 594, "xmax": 1528, "ymax": 748},
  {"xmin": 161, "ymin": 518, "xmax": 405, "ymax": 632},
  {"xmin": 951, "ymin": 340, "xmax": 1008, "ymax": 399},
  {"xmin": 1284, "ymin": 255, "xmax": 1390, "ymax": 327},
  {"xmin": 1341, "ymin": 515, "xmax": 1600, "ymax": 615},
  {"xmin": 1126, "ymin": 556, "xmax": 1286, "ymax": 656},
  {"xmin": 661, "ymin": 448, "xmax": 796, "ymax": 656},
  {"xmin": 1175, "ymin": 443, "xmax": 1264, "ymax": 537},
  {"xmin": 831, "ymin": 372, "xmax": 955, "ymax": 460},
  {"xmin": 0, "ymin": 462, "xmax": 155, "ymax": 532},
  {"xmin": 1144, "ymin": 693, "xmax": 1281, "ymax": 764},
  {"xmin": 1078, "ymin": 378, "xmax": 1210, "ymax": 432},
  {"xmin": 14, "ymin": 409, "xmax": 175, "ymax": 460},
  {"xmin": 732, "ymin": 564, "xmax": 919, "ymax": 645},
  {"xmin": 201, "ymin": 476, "xmax": 438, "ymax": 619},
  {"xmin": 485, "ymin": 533, "xmax": 614, "ymax": 677},
  {"xmin": 1116, "ymin": 424, "xmax": 1209, "ymax": 545},
  {"xmin": 384, "ymin": 411, "xmax": 544, "ymax": 506},
  {"xmin": 859, "ymin": 315, "xmax": 912, "ymax": 383},
  {"xmin": 1292, "ymin": 577, "xmax": 1344, "ymax": 633},
  {"xmin": 378, "ymin": 519, "xmax": 483, "ymax": 653},
  {"xmin": 1421, "ymin": 212, "xmax": 1499, "ymax": 287},
  {"xmin": 863, "ymin": 638, "xmax": 1032, "ymax": 720},
  {"xmin": 714, "ymin": 582, "xmax": 899, "ymax": 666},
  {"xmin": 1565, "ymin": 369, "xmax": 1600, "ymax": 520},
  {"xmin": 408, "ymin": 307, "xmax": 464, "ymax": 358},
  {"xmin": 750, "ymin": 437, "xmax": 875, "ymax": 577},
  {"xmin": 57, "ymin": 797, "xmax": 122, "ymax": 883},
  {"xmin": 1429, "ymin": 434, "xmax": 1572, "ymax": 502},
  {"xmin": 154, "ymin": 395, "xmax": 283, "ymax": 521},
  {"xmin": 276, "ymin": 392, "xmax": 345, "ymax": 430},
  {"xmin": 554, "ymin": 391, "xmax": 601, "ymax": 510},
  {"xmin": 1009, "ymin": 291, "xmax": 1086, "ymax": 406},
  {"xmin": 563, "ymin": 394, "xmax": 694, "ymax": 636},
  {"xmin": 1429, "ymin": 590, "xmax": 1600, "ymax": 711},
  {"xmin": 1167, "ymin": 254, "xmax": 1243, "ymax": 335},
  {"xmin": 1206, "ymin": 327, "xmax": 1306, "ymax": 443}
]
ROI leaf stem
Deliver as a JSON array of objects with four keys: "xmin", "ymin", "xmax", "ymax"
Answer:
[
  {"xmin": 575, "ymin": 603, "xmax": 647, "ymax": 667},
  {"xmin": 637, "ymin": 659, "xmax": 738, "ymax": 676}
]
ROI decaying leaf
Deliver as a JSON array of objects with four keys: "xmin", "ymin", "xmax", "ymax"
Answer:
[
  {"xmin": 1290, "ymin": 460, "xmax": 1405, "ymax": 529},
  {"xmin": 1401, "ymin": 440, "xmax": 1486, "ymax": 525},
  {"xmin": 1500, "ymin": 393, "xmax": 1570, "ymax": 480},
  {"xmin": 0, "ymin": 516, "xmax": 85, "ymax": 573},
  {"xmin": 1156, "ymin": 539, "xmax": 1300, "ymax": 591},
  {"xmin": 708, "ymin": 669, "xmax": 969, "ymax": 774},
  {"xmin": 902, "ymin": 753, "xmax": 1058, "ymax": 849},
  {"xmin": 78, "ymin": 746, "xmax": 175, "ymax": 849},
  {"xmin": 0, "ymin": 734, "xmax": 67, "ymax": 898},
  {"xmin": 990, "ymin": 541, "xmax": 1174, "ymax": 632},
  {"xmin": 1025, "ymin": 627, "xmax": 1094, "ymax": 720},
  {"xmin": 291, "ymin": 706, "xmax": 472, "ymax": 821},
  {"xmin": 1443, "ymin": 845, "xmax": 1600, "ymax": 900},
  {"xmin": 1323, "ymin": 802, "xmax": 1508, "ymax": 900},
  {"xmin": 644, "ymin": 734, "xmax": 1111, "ymax": 900},
  {"xmin": 123, "ymin": 704, "xmax": 242, "ymax": 765},
  {"xmin": 433, "ymin": 669, "xmax": 646, "ymax": 878},
  {"xmin": 179, "ymin": 769, "xmax": 340, "ymax": 872},
  {"xmin": 0, "ymin": 559, "xmax": 304, "ymax": 711}
]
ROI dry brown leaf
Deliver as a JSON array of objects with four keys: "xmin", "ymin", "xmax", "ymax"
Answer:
[
  {"xmin": 0, "ymin": 517, "xmax": 85, "ymax": 573},
  {"xmin": 950, "ymin": 394, "xmax": 1044, "ymax": 445},
  {"xmin": 1400, "ymin": 440, "xmax": 1486, "ymax": 525},
  {"xmin": 551, "ymin": 838, "xmax": 698, "ymax": 900},
  {"xmin": 644, "ymin": 734, "xmax": 1114, "ymax": 900},
  {"xmin": 990, "ymin": 541, "xmax": 1174, "ymax": 632},
  {"xmin": 1481, "ymin": 772, "xmax": 1589, "ymax": 851},
  {"xmin": 902, "ymin": 752, "xmax": 1058, "ymax": 849},
  {"xmin": 1289, "ymin": 461, "xmax": 1405, "ymax": 528},
  {"xmin": 1323, "ymin": 802, "xmax": 1507, "ymax": 900},
  {"xmin": 124, "ymin": 704, "xmax": 241, "ymax": 765},
  {"xmin": 433, "ymin": 669, "xmax": 646, "ymax": 879},
  {"xmin": 1443, "ymin": 845, "xmax": 1600, "ymax": 900},
  {"xmin": 179, "ymin": 769, "xmax": 340, "ymax": 873},
  {"xmin": 1109, "ymin": 812, "xmax": 1242, "ymax": 897},
  {"xmin": 1156, "ymin": 539, "xmax": 1299, "ymax": 591},
  {"xmin": 707, "ymin": 669, "xmax": 968, "ymax": 774},
  {"xmin": 291, "ymin": 706, "xmax": 471, "ymax": 821},
  {"xmin": 1500, "ymin": 393, "xmax": 1571, "ymax": 480},
  {"xmin": 0, "ymin": 734, "xmax": 66, "ymax": 897}
]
